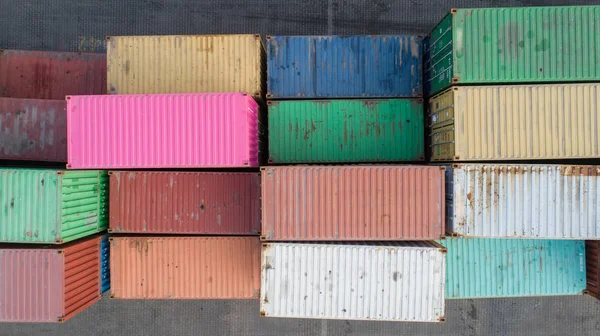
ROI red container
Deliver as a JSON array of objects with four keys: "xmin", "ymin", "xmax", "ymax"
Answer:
[
  {"xmin": 261, "ymin": 165, "xmax": 446, "ymax": 241},
  {"xmin": 587, "ymin": 241, "xmax": 600, "ymax": 299},
  {"xmin": 109, "ymin": 171, "xmax": 261, "ymax": 234},
  {"xmin": 0, "ymin": 49, "xmax": 106, "ymax": 99},
  {"xmin": 0, "ymin": 98, "xmax": 67, "ymax": 162},
  {"xmin": 0, "ymin": 236, "xmax": 101, "ymax": 322}
]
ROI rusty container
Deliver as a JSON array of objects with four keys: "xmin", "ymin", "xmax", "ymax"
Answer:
[
  {"xmin": 0, "ymin": 98, "xmax": 67, "ymax": 162},
  {"xmin": 0, "ymin": 50, "xmax": 106, "ymax": 99},
  {"xmin": 587, "ymin": 241, "xmax": 600, "ymax": 299},
  {"xmin": 0, "ymin": 236, "xmax": 101, "ymax": 322},
  {"xmin": 261, "ymin": 166, "xmax": 446, "ymax": 241},
  {"xmin": 109, "ymin": 171, "xmax": 261, "ymax": 235},
  {"xmin": 110, "ymin": 237, "xmax": 261, "ymax": 299}
]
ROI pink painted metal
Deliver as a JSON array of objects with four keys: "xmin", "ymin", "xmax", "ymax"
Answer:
[
  {"xmin": 67, "ymin": 93, "xmax": 259, "ymax": 168},
  {"xmin": 261, "ymin": 165, "xmax": 446, "ymax": 241},
  {"xmin": 0, "ymin": 49, "xmax": 106, "ymax": 99},
  {"xmin": 0, "ymin": 98, "xmax": 67, "ymax": 162},
  {"xmin": 0, "ymin": 236, "xmax": 101, "ymax": 322}
]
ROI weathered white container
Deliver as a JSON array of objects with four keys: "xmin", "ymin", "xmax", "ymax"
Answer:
[
  {"xmin": 260, "ymin": 242, "xmax": 446, "ymax": 322},
  {"xmin": 447, "ymin": 164, "xmax": 600, "ymax": 239}
]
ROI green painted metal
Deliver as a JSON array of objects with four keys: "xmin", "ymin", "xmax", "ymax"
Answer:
[
  {"xmin": 0, "ymin": 169, "xmax": 108, "ymax": 244},
  {"xmin": 268, "ymin": 99, "xmax": 424, "ymax": 163},
  {"xmin": 426, "ymin": 6, "xmax": 600, "ymax": 96},
  {"xmin": 438, "ymin": 238, "xmax": 587, "ymax": 299}
]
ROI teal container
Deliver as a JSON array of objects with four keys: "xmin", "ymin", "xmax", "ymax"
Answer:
[
  {"xmin": 0, "ymin": 169, "xmax": 108, "ymax": 244},
  {"xmin": 267, "ymin": 99, "xmax": 424, "ymax": 163},
  {"xmin": 439, "ymin": 238, "xmax": 587, "ymax": 298}
]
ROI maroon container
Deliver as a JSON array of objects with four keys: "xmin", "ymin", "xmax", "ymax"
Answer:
[
  {"xmin": 109, "ymin": 171, "xmax": 261, "ymax": 234},
  {"xmin": 587, "ymin": 241, "xmax": 599, "ymax": 299},
  {"xmin": 0, "ymin": 49, "xmax": 106, "ymax": 99},
  {"xmin": 0, "ymin": 98, "xmax": 67, "ymax": 162}
]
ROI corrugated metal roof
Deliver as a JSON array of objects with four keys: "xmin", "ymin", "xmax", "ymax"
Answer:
[{"xmin": 260, "ymin": 242, "xmax": 446, "ymax": 322}]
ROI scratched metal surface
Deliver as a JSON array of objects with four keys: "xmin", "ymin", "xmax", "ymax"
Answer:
[{"xmin": 2, "ymin": 0, "xmax": 600, "ymax": 335}]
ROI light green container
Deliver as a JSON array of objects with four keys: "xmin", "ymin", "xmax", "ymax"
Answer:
[
  {"xmin": 267, "ymin": 99, "xmax": 424, "ymax": 163},
  {"xmin": 0, "ymin": 169, "xmax": 108, "ymax": 244},
  {"xmin": 426, "ymin": 6, "xmax": 600, "ymax": 96}
]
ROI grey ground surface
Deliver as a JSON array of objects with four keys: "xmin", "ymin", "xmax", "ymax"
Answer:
[{"xmin": 2, "ymin": 0, "xmax": 600, "ymax": 335}]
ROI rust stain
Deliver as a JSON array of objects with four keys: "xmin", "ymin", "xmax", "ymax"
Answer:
[{"xmin": 466, "ymin": 192, "xmax": 474, "ymax": 208}]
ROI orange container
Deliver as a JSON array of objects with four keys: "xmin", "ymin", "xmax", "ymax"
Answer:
[
  {"xmin": 261, "ymin": 165, "xmax": 446, "ymax": 241},
  {"xmin": 109, "ymin": 237, "xmax": 260, "ymax": 299}
]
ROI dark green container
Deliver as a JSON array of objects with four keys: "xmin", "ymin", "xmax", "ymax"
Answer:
[
  {"xmin": 267, "ymin": 99, "xmax": 424, "ymax": 163},
  {"xmin": 425, "ymin": 6, "xmax": 600, "ymax": 96}
]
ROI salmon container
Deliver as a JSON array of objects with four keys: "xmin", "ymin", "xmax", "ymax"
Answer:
[
  {"xmin": 0, "ymin": 98, "xmax": 67, "ymax": 162},
  {"xmin": 587, "ymin": 240, "xmax": 600, "ymax": 299},
  {"xmin": 261, "ymin": 166, "xmax": 445, "ymax": 241},
  {"xmin": 66, "ymin": 93, "xmax": 259, "ymax": 168},
  {"xmin": 107, "ymin": 35, "xmax": 265, "ymax": 98},
  {"xmin": 0, "ymin": 49, "xmax": 106, "ymax": 99},
  {"xmin": 110, "ymin": 237, "xmax": 260, "ymax": 299},
  {"xmin": 446, "ymin": 164, "xmax": 600, "ymax": 239},
  {"xmin": 109, "ymin": 171, "xmax": 261, "ymax": 234},
  {"xmin": 0, "ymin": 169, "xmax": 108, "ymax": 244},
  {"xmin": 0, "ymin": 236, "xmax": 102, "ymax": 322},
  {"xmin": 260, "ymin": 242, "xmax": 446, "ymax": 322}
]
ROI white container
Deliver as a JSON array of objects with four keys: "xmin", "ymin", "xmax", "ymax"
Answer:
[
  {"xmin": 447, "ymin": 164, "xmax": 600, "ymax": 239},
  {"xmin": 260, "ymin": 242, "xmax": 446, "ymax": 322}
]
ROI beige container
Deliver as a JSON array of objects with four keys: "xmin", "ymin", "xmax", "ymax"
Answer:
[
  {"xmin": 110, "ymin": 237, "xmax": 261, "ymax": 299},
  {"xmin": 430, "ymin": 84, "xmax": 600, "ymax": 161},
  {"xmin": 107, "ymin": 34, "xmax": 266, "ymax": 98}
]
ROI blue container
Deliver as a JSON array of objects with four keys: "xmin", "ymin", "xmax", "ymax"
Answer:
[
  {"xmin": 439, "ymin": 238, "xmax": 587, "ymax": 299},
  {"xmin": 267, "ymin": 35, "xmax": 422, "ymax": 99},
  {"xmin": 100, "ymin": 235, "xmax": 110, "ymax": 293}
]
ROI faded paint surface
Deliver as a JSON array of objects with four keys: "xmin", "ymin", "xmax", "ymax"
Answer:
[
  {"xmin": 446, "ymin": 164, "xmax": 600, "ymax": 239},
  {"xmin": 268, "ymin": 99, "xmax": 424, "ymax": 163},
  {"xmin": 0, "ymin": 49, "xmax": 106, "ymax": 99},
  {"xmin": 110, "ymin": 237, "xmax": 260, "ymax": 299},
  {"xmin": 440, "ymin": 238, "xmax": 586, "ymax": 298},
  {"xmin": 107, "ymin": 35, "xmax": 265, "ymax": 98},
  {"xmin": 426, "ymin": 6, "xmax": 600, "ymax": 96},
  {"xmin": 0, "ymin": 98, "xmax": 67, "ymax": 162},
  {"xmin": 430, "ymin": 84, "xmax": 600, "ymax": 161},
  {"xmin": 109, "ymin": 171, "xmax": 261, "ymax": 234},
  {"xmin": 267, "ymin": 35, "xmax": 422, "ymax": 98},
  {"xmin": 0, "ymin": 236, "xmax": 101, "ymax": 322},
  {"xmin": 67, "ymin": 93, "xmax": 259, "ymax": 169},
  {"xmin": 260, "ymin": 242, "xmax": 446, "ymax": 322},
  {"xmin": 586, "ymin": 241, "xmax": 599, "ymax": 299},
  {"xmin": 261, "ymin": 166, "xmax": 445, "ymax": 241},
  {"xmin": 0, "ymin": 169, "xmax": 108, "ymax": 244}
]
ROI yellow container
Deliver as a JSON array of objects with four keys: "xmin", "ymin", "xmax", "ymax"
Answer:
[
  {"xmin": 430, "ymin": 84, "xmax": 600, "ymax": 161},
  {"xmin": 107, "ymin": 34, "xmax": 265, "ymax": 98}
]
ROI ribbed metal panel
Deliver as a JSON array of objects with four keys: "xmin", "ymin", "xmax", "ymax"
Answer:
[
  {"xmin": 267, "ymin": 99, "xmax": 424, "ymax": 163},
  {"xmin": 0, "ymin": 249, "xmax": 64, "ymax": 322},
  {"xmin": 67, "ymin": 93, "xmax": 259, "ymax": 168},
  {"xmin": 0, "ymin": 49, "xmax": 106, "ymax": 100},
  {"xmin": 586, "ymin": 241, "xmax": 600, "ymax": 298},
  {"xmin": 260, "ymin": 242, "xmax": 446, "ymax": 322},
  {"xmin": 430, "ymin": 84, "xmax": 600, "ymax": 161},
  {"xmin": 62, "ymin": 236, "xmax": 101, "ymax": 321},
  {"xmin": 107, "ymin": 35, "xmax": 265, "ymax": 98},
  {"xmin": 110, "ymin": 237, "xmax": 260, "ymax": 299},
  {"xmin": 109, "ymin": 171, "xmax": 261, "ymax": 234},
  {"xmin": 426, "ymin": 6, "xmax": 600, "ymax": 96},
  {"xmin": 440, "ymin": 238, "xmax": 586, "ymax": 299},
  {"xmin": 267, "ymin": 35, "xmax": 422, "ymax": 98},
  {"xmin": 261, "ymin": 166, "xmax": 445, "ymax": 241},
  {"xmin": 100, "ymin": 235, "xmax": 110, "ymax": 293},
  {"xmin": 447, "ymin": 164, "xmax": 600, "ymax": 239},
  {"xmin": 0, "ymin": 169, "xmax": 108, "ymax": 244},
  {"xmin": 0, "ymin": 98, "xmax": 67, "ymax": 162}
]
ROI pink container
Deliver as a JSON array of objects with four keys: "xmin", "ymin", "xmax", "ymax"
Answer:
[{"xmin": 67, "ymin": 93, "xmax": 259, "ymax": 168}]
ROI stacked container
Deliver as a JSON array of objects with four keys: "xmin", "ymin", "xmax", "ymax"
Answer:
[
  {"xmin": 424, "ymin": 6, "xmax": 599, "ymax": 299},
  {"xmin": 69, "ymin": 34, "xmax": 266, "ymax": 299},
  {"xmin": 0, "ymin": 50, "xmax": 108, "ymax": 322},
  {"xmin": 262, "ymin": 35, "xmax": 447, "ymax": 322}
]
